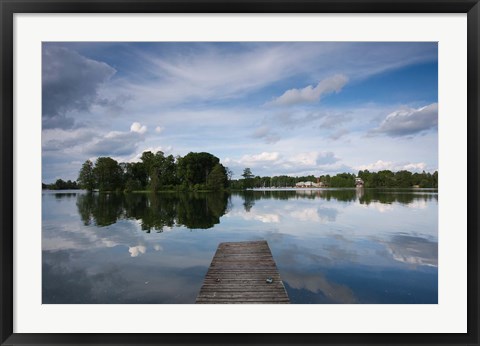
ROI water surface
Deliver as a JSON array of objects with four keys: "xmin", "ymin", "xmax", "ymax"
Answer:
[{"xmin": 42, "ymin": 188, "xmax": 438, "ymax": 304}]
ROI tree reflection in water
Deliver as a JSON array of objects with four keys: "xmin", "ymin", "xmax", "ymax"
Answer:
[
  {"xmin": 75, "ymin": 189, "xmax": 437, "ymax": 230},
  {"xmin": 232, "ymin": 188, "xmax": 437, "ymax": 205},
  {"xmin": 76, "ymin": 192, "xmax": 231, "ymax": 231}
]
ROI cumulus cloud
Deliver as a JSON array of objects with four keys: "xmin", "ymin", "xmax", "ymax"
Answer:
[
  {"xmin": 287, "ymin": 151, "xmax": 338, "ymax": 167},
  {"xmin": 42, "ymin": 45, "xmax": 116, "ymax": 129},
  {"xmin": 357, "ymin": 160, "xmax": 427, "ymax": 172},
  {"xmin": 403, "ymin": 162, "xmax": 428, "ymax": 171},
  {"xmin": 155, "ymin": 126, "xmax": 164, "ymax": 133},
  {"xmin": 267, "ymin": 74, "xmax": 348, "ymax": 106},
  {"xmin": 373, "ymin": 103, "xmax": 438, "ymax": 137},
  {"xmin": 130, "ymin": 122, "xmax": 147, "ymax": 134},
  {"xmin": 128, "ymin": 146, "xmax": 173, "ymax": 163},
  {"xmin": 238, "ymin": 152, "xmax": 281, "ymax": 166}
]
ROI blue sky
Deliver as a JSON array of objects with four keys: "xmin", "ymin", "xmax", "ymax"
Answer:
[{"xmin": 42, "ymin": 42, "xmax": 438, "ymax": 182}]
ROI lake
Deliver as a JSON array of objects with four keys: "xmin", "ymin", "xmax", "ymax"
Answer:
[{"xmin": 42, "ymin": 188, "xmax": 438, "ymax": 304}]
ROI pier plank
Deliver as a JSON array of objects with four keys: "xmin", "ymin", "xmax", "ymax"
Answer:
[{"xmin": 196, "ymin": 241, "xmax": 289, "ymax": 304}]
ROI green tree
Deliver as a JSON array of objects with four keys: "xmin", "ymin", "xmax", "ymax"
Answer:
[
  {"xmin": 330, "ymin": 173, "xmax": 355, "ymax": 187},
  {"xmin": 225, "ymin": 167, "xmax": 234, "ymax": 187},
  {"xmin": 123, "ymin": 161, "xmax": 148, "ymax": 192},
  {"xmin": 241, "ymin": 168, "xmax": 254, "ymax": 189},
  {"xmin": 140, "ymin": 151, "xmax": 177, "ymax": 191},
  {"xmin": 93, "ymin": 157, "xmax": 124, "ymax": 192},
  {"xmin": 158, "ymin": 154, "xmax": 177, "ymax": 187},
  {"xmin": 177, "ymin": 152, "xmax": 220, "ymax": 187},
  {"xmin": 207, "ymin": 164, "xmax": 228, "ymax": 190},
  {"xmin": 395, "ymin": 170, "xmax": 413, "ymax": 188},
  {"xmin": 77, "ymin": 160, "xmax": 95, "ymax": 191}
]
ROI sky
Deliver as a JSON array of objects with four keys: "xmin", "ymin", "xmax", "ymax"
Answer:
[{"xmin": 42, "ymin": 42, "xmax": 438, "ymax": 183}]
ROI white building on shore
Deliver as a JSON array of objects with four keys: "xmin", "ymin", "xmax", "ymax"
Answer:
[{"xmin": 295, "ymin": 180, "xmax": 327, "ymax": 188}]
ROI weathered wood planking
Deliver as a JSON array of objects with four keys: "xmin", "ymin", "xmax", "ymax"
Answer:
[{"xmin": 196, "ymin": 241, "xmax": 290, "ymax": 304}]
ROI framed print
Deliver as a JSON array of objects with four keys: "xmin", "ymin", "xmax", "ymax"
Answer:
[{"xmin": 1, "ymin": 0, "xmax": 479, "ymax": 345}]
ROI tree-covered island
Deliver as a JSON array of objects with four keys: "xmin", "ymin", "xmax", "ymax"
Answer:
[{"xmin": 76, "ymin": 151, "xmax": 229, "ymax": 192}]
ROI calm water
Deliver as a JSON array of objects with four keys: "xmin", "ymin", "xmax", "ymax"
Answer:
[{"xmin": 42, "ymin": 189, "xmax": 438, "ymax": 304}]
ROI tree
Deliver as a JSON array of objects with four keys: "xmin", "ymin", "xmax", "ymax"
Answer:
[
  {"xmin": 395, "ymin": 170, "xmax": 413, "ymax": 188},
  {"xmin": 207, "ymin": 164, "xmax": 228, "ymax": 190},
  {"xmin": 93, "ymin": 157, "xmax": 124, "ymax": 192},
  {"xmin": 241, "ymin": 168, "xmax": 254, "ymax": 189},
  {"xmin": 77, "ymin": 160, "xmax": 95, "ymax": 191},
  {"xmin": 177, "ymin": 152, "xmax": 220, "ymax": 187},
  {"xmin": 225, "ymin": 167, "xmax": 234, "ymax": 187},
  {"xmin": 330, "ymin": 173, "xmax": 355, "ymax": 187},
  {"xmin": 140, "ymin": 151, "xmax": 178, "ymax": 191},
  {"xmin": 158, "ymin": 154, "xmax": 177, "ymax": 187},
  {"xmin": 123, "ymin": 162, "xmax": 148, "ymax": 192}
]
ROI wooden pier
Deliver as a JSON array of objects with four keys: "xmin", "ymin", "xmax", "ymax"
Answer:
[{"xmin": 196, "ymin": 240, "xmax": 290, "ymax": 304}]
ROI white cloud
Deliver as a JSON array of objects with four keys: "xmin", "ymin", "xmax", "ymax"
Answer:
[
  {"xmin": 251, "ymin": 152, "xmax": 280, "ymax": 161},
  {"xmin": 357, "ymin": 160, "xmax": 394, "ymax": 171},
  {"xmin": 130, "ymin": 122, "xmax": 147, "ymax": 134},
  {"xmin": 135, "ymin": 43, "xmax": 322, "ymax": 104},
  {"xmin": 128, "ymin": 146, "xmax": 174, "ymax": 163},
  {"xmin": 225, "ymin": 150, "xmax": 344, "ymax": 177},
  {"xmin": 403, "ymin": 162, "xmax": 427, "ymax": 171},
  {"xmin": 238, "ymin": 152, "xmax": 281, "ymax": 166},
  {"xmin": 357, "ymin": 160, "xmax": 428, "ymax": 172},
  {"xmin": 109, "ymin": 42, "xmax": 435, "ymax": 109},
  {"xmin": 281, "ymin": 151, "xmax": 339, "ymax": 170},
  {"xmin": 267, "ymin": 74, "xmax": 348, "ymax": 106},
  {"xmin": 155, "ymin": 126, "xmax": 164, "ymax": 133},
  {"xmin": 373, "ymin": 103, "xmax": 438, "ymax": 137},
  {"xmin": 288, "ymin": 152, "xmax": 319, "ymax": 166}
]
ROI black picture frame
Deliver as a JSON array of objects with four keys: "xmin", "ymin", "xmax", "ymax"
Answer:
[{"xmin": 1, "ymin": 1, "xmax": 479, "ymax": 345}]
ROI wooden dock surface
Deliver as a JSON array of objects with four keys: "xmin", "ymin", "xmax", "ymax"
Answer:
[{"xmin": 196, "ymin": 240, "xmax": 290, "ymax": 304}]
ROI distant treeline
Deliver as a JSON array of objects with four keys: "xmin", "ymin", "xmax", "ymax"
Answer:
[
  {"xmin": 43, "ymin": 150, "xmax": 438, "ymax": 191},
  {"xmin": 230, "ymin": 169, "xmax": 438, "ymax": 189},
  {"xmin": 42, "ymin": 179, "xmax": 79, "ymax": 190},
  {"xmin": 357, "ymin": 170, "xmax": 437, "ymax": 188}
]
